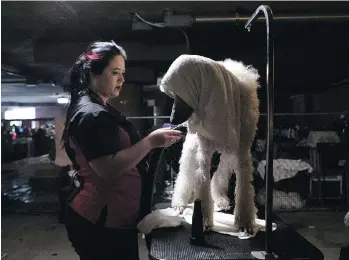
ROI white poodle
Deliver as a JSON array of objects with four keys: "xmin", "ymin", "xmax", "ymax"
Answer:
[{"xmin": 160, "ymin": 54, "xmax": 260, "ymax": 232}]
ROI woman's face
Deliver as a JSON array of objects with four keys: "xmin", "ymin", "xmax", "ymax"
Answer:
[{"xmin": 90, "ymin": 55, "xmax": 126, "ymax": 100}]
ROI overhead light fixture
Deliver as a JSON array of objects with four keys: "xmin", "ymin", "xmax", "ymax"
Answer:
[{"xmin": 57, "ymin": 96, "xmax": 70, "ymax": 104}]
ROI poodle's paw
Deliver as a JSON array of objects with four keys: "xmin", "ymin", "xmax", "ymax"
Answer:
[
  {"xmin": 202, "ymin": 205, "xmax": 214, "ymax": 232},
  {"xmin": 213, "ymin": 196, "xmax": 231, "ymax": 211},
  {"xmin": 172, "ymin": 206, "xmax": 185, "ymax": 214},
  {"xmin": 203, "ymin": 217, "xmax": 214, "ymax": 232},
  {"xmin": 172, "ymin": 200, "xmax": 187, "ymax": 214},
  {"xmin": 234, "ymin": 219, "xmax": 255, "ymax": 235},
  {"xmin": 171, "ymin": 191, "xmax": 192, "ymax": 210}
]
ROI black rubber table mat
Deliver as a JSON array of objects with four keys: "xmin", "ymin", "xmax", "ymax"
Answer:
[{"xmin": 148, "ymin": 218, "xmax": 324, "ymax": 260}]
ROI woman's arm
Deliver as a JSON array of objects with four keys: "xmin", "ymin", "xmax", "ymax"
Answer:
[
  {"xmin": 89, "ymin": 136, "xmax": 152, "ymax": 178},
  {"xmin": 89, "ymin": 128, "xmax": 182, "ymax": 178}
]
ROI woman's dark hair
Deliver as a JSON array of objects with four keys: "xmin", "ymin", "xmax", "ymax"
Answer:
[{"xmin": 61, "ymin": 40, "xmax": 127, "ymax": 143}]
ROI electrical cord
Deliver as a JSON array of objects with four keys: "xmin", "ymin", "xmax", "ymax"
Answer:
[{"xmin": 134, "ymin": 12, "xmax": 191, "ymax": 54}]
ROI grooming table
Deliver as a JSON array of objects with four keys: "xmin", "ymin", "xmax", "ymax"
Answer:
[{"xmin": 147, "ymin": 206, "xmax": 324, "ymax": 260}]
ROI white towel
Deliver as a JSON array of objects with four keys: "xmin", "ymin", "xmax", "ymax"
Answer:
[
  {"xmin": 160, "ymin": 54, "xmax": 259, "ymax": 150},
  {"xmin": 137, "ymin": 208, "xmax": 184, "ymax": 235},
  {"xmin": 137, "ymin": 204, "xmax": 277, "ymax": 239},
  {"xmin": 257, "ymin": 159, "xmax": 313, "ymax": 182}
]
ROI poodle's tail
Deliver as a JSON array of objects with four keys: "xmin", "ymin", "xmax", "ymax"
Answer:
[{"xmin": 219, "ymin": 59, "xmax": 260, "ymax": 91}]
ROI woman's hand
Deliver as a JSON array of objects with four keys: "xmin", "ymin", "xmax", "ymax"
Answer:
[{"xmin": 146, "ymin": 128, "xmax": 183, "ymax": 148}]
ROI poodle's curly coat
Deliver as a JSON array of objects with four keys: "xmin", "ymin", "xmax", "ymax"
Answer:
[{"xmin": 161, "ymin": 55, "xmax": 260, "ymax": 232}]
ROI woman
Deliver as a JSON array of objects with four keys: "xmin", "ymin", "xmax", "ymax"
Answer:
[{"xmin": 62, "ymin": 40, "xmax": 183, "ymax": 260}]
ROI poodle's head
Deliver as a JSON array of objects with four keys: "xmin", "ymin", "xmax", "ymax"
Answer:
[
  {"xmin": 161, "ymin": 55, "xmax": 261, "ymax": 126},
  {"xmin": 160, "ymin": 54, "xmax": 198, "ymax": 125},
  {"xmin": 168, "ymin": 94, "xmax": 194, "ymax": 125}
]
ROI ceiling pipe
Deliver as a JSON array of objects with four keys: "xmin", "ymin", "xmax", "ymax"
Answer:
[{"xmin": 195, "ymin": 14, "xmax": 349, "ymax": 23}]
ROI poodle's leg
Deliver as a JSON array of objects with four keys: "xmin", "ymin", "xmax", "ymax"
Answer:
[
  {"xmin": 234, "ymin": 91, "xmax": 259, "ymax": 232},
  {"xmin": 234, "ymin": 149, "xmax": 257, "ymax": 232},
  {"xmin": 211, "ymin": 152, "xmax": 237, "ymax": 211},
  {"xmin": 172, "ymin": 133, "xmax": 198, "ymax": 212},
  {"xmin": 193, "ymin": 136, "xmax": 215, "ymax": 231}
]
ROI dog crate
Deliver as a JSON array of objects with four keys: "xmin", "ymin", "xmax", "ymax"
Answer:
[{"xmin": 310, "ymin": 175, "xmax": 343, "ymax": 199}]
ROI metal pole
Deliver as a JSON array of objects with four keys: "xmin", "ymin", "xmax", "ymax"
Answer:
[
  {"xmin": 245, "ymin": 5, "xmax": 275, "ymax": 260},
  {"xmin": 195, "ymin": 14, "xmax": 349, "ymax": 23}
]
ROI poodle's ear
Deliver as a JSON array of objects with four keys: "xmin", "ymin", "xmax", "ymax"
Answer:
[{"xmin": 170, "ymin": 95, "xmax": 194, "ymax": 125}]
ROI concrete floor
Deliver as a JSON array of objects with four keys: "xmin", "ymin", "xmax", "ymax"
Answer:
[
  {"xmin": 279, "ymin": 211, "xmax": 349, "ymax": 260},
  {"xmin": 1, "ymin": 214, "xmax": 149, "ymax": 260}
]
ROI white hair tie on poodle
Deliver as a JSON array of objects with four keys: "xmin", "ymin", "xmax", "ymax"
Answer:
[{"xmin": 138, "ymin": 54, "xmax": 277, "ymax": 239}]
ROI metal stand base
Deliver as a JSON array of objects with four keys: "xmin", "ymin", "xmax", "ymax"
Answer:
[{"xmin": 251, "ymin": 251, "xmax": 278, "ymax": 260}]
